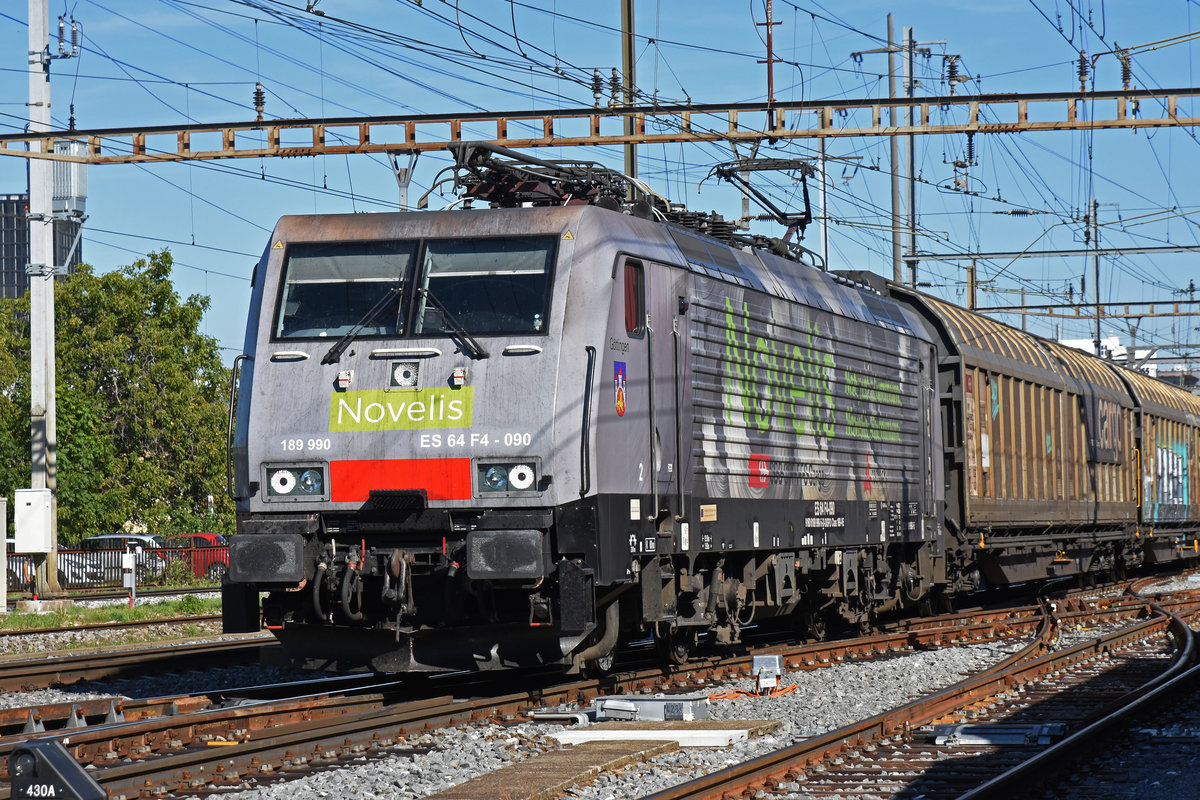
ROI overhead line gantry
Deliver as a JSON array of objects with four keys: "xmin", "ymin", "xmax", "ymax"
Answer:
[{"xmin": 0, "ymin": 86, "xmax": 1195, "ymax": 165}]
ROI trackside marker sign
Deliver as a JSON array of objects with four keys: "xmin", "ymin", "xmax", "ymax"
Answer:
[{"xmin": 330, "ymin": 388, "xmax": 474, "ymax": 431}]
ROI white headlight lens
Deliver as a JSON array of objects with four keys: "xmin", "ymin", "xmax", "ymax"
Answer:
[
  {"xmin": 269, "ymin": 469, "xmax": 296, "ymax": 495},
  {"xmin": 508, "ymin": 464, "xmax": 535, "ymax": 490}
]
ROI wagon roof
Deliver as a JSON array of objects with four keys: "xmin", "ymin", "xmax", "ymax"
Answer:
[{"xmin": 1113, "ymin": 363, "xmax": 1200, "ymax": 420}]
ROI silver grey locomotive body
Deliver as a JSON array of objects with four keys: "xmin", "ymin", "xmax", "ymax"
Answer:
[{"xmin": 226, "ymin": 203, "xmax": 944, "ymax": 672}]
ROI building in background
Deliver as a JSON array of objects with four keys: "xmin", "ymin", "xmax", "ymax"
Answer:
[
  {"xmin": 0, "ymin": 141, "xmax": 87, "ymax": 300},
  {"xmin": 0, "ymin": 193, "xmax": 84, "ymax": 299}
]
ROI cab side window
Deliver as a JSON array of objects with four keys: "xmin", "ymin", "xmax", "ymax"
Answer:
[{"xmin": 624, "ymin": 260, "xmax": 645, "ymax": 337}]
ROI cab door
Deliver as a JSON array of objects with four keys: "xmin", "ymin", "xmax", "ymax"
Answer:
[{"xmin": 648, "ymin": 263, "xmax": 687, "ymax": 525}]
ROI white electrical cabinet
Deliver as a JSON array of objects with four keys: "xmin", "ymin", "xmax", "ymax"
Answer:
[{"xmin": 14, "ymin": 489, "xmax": 52, "ymax": 553}]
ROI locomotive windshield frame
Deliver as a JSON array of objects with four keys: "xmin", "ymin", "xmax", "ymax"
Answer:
[
  {"xmin": 274, "ymin": 240, "xmax": 414, "ymax": 340},
  {"xmin": 273, "ymin": 234, "xmax": 558, "ymax": 342},
  {"xmin": 413, "ymin": 235, "xmax": 557, "ymax": 336}
]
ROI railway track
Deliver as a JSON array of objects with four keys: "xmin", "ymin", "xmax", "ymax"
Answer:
[
  {"xmin": 0, "ymin": 583, "xmax": 1173, "ymax": 800},
  {"xmin": 0, "ymin": 633, "xmax": 274, "ymax": 692},
  {"xmin": 0, "ymin": 614, "xmax": 222, "ymax": 639},
  {"xmin": 634, "ymin": 601, "xmax": 1200, "ymax": 800}
]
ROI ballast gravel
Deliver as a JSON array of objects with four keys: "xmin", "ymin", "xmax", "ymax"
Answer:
[
  {"xmin": 0, "ymin": 615, "xmax": 1125, "ymax": 800},
  {"xmin": 184, "ymin": 640, "xmax": 1022, "ymax": 800},
  {"xmin": 1139, "ymin": 572, "xmax": 1200, "ymax": 595}
]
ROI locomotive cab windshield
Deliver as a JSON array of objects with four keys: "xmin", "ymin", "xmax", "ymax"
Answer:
[
  {"xmin": 274, "ymin": 235, "xmax": 557, "ymax": 343},
  {"xmin": 413, "ymin": 236, "xmax": 556, "ymax": 336},
  {"xmin": 275, "ymin": 241, "xmax": 413, "ymax": 339}
]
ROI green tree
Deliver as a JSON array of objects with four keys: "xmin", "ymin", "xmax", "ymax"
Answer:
[{"xmin": 0, "ymin": 251, "xmax": 234, "ymax": 543}]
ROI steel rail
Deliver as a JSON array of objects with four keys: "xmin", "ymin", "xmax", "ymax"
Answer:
[
  {"xmin": 59, "ymin": 613, "xmax": 1067, "ymax": 798},
  {"xmin": 0, "ymin": 614, "xmax": 222, "ymax": 638},
  {"xmin": 636, "ymin": 604, "xmax": 1194, "ymax": 800},
  {"xmin": 0, "ymin": 604, "xmax": 1050, "ymax": 797},
  {"xmin": 957, "ymin": 607, "xmax": 1200, "ymax": 800},
  {"xmin": 0, "ymin": 591, "xmax": 1183, "ymax": 798}
]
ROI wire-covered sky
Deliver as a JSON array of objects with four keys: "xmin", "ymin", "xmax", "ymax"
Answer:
[{"xmin": 1, "ymin": 0, "xmax": 1198, "ymax": 366}]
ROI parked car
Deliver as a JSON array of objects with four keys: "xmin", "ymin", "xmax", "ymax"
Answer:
[
  {"xmin": 56, "ymin": 551, "xmax": 108, "ymax": 588},
  {"xmin": 6, "ymin": 548, "xmax": 105, "ymax": 590},
  {"xmin": 164, "ymin": 533, "xmax": 229, "ymax": 582},
  {"xmin": 77, "ymin": 533, "xmax": 168, "ymax": 583}
]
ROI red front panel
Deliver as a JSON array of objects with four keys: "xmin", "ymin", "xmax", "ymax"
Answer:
[{"xmin": 330, "ymin": 458, "xmax": 473, "ymax": 502}]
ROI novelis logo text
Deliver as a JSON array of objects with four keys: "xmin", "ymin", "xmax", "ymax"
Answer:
[{"xmin": 330, "ymin": 388, "xmax": 473, "ymax": 432}]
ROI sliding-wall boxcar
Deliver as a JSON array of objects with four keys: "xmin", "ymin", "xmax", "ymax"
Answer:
[
  {"xmin": 886, "ymin": 281, "xmax": 1181, "ymax": 587},
  {"xmin": 1117, "ymin": 367, "xmax": 1200, "ymax": 558}
]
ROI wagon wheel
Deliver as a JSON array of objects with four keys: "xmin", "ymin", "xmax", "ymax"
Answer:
[
  {"xmin": 582, "ymin": 648, "xmax": 617, "ymax": 677},
  {"xmin": 804, "ymin": 609, "xmax": 827, "ymax": 642},
  {"xmin": 655, "ymin": 626, "xmax": 697, "ymax": 665}
]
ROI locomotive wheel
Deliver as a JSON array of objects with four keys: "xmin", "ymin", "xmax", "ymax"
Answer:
[{"xmin": 655, "ymin": 626, "xmax": 696, "ymax": 665}]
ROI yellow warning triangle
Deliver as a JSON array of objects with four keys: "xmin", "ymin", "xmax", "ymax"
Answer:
[
  {"xmin": 272, "ymin": 240, "xmax": 284, "ymax": 249},
  {"xmin": 562, "ymin": 231, "xmax": 574, "ymax": 240}
]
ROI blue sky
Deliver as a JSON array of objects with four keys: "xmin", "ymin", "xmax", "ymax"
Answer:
[{"xmin": 2, "ymin": 1, "xmax": 1198, "ymax": 367}]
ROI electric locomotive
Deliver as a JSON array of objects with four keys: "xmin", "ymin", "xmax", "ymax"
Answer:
[
  {"xmin": 224, "ymin": 144, "xmax": 944, "ymax": 672},
  {"xmin": 225, "ymin": 143, "xmax": 1200, "ymax": 673}
]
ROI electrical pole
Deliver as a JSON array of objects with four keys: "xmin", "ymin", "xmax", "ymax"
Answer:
[
  {"xmin": 903, "ymin": 26, "xmax": 919, "ymax": 287},
  {"xmin": 818, "ymin": 136, "xmax": 829, "ymax": 270},
  {"xmin": 621, "ymin": 0, "xmax": 636, "ymax": 182},
  {"xmin": 27, "ymin": 0, "xmax": 59, "ymax": 596},
  {"xmin": 1091, "ymin": 197, "xmax": 1102, "ymax": 357},
  {"xmin": 758, "ymin": 0, "xmax": 780, "ymax": 107},
  {"xmin": 848, "ymin": 16, "xmax": 903, "ymax": 283},
  {"xmin": 887, "ymin": 15, "xmax": 901, "ymax": 284},
  {"xmin": 851, "ymin": 21, "xmax": 941, "ymax": 286}
]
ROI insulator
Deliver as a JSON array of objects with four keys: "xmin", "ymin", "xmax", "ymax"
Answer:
[
  {"xmin": 57, "ymin": 16, "xmax": 65, "ymax": 54},
  {"xmin": 592, "ymin": 69, "xmax": 603, "ymax": 108},
  {"xmin": 71, "ymin": 21, "xmax": 79, "ymax": 56},
  {"xmin": 946, "ymin": 56, "xmax": 958, "ymax": 85},
  {"xmin": 253, "ymin": 81, "xmax": 266, "ymax": 122},
  {"xmin": 965, "ymin": 131, "xmax": 975, "ymax": 165},
  {"xmin": 610, "ymin": 68, "xmax": 620, "ymax": 107},
  {"xmin": 1119, "ymin": 49, "xmax": 1132, "ymax": 90},
  {"xmin": 1078, "ymin": 51, "xmax": 1088, "ymax": 91}
]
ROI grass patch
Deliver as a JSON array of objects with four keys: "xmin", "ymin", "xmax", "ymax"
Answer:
[{"xmin": 0, "ymin": 594, "xmax": 222, "ymax": 632}]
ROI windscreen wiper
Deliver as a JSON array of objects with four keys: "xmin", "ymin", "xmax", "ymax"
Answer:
[
  {"xmin": 417, "ymin": 287, "xmax": 489, "ymax": 360},
  {"xmin": 321, "ymin": 285, "xmax": 404, "ymax": 365}
]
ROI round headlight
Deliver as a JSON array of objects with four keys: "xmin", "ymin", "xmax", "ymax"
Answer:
[
  {"xmin": 484, "ymin": 466, "xmax": 508, "ymax": 490},
  {"xmin": 298, "ymin": 469, "xmax": 323, "ymax": 494},
  {"xmin": 270, "ymin": 469, "xmax": 297, "ymax": 495},
  {"xmin": 508, "ymin": 464, "xmax": 535, "ymax": 490}
]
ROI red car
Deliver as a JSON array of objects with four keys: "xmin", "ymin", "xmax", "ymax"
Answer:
[{"xmin": 165, "ymin": 533, "xmax": 229, "ymax": 582}]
